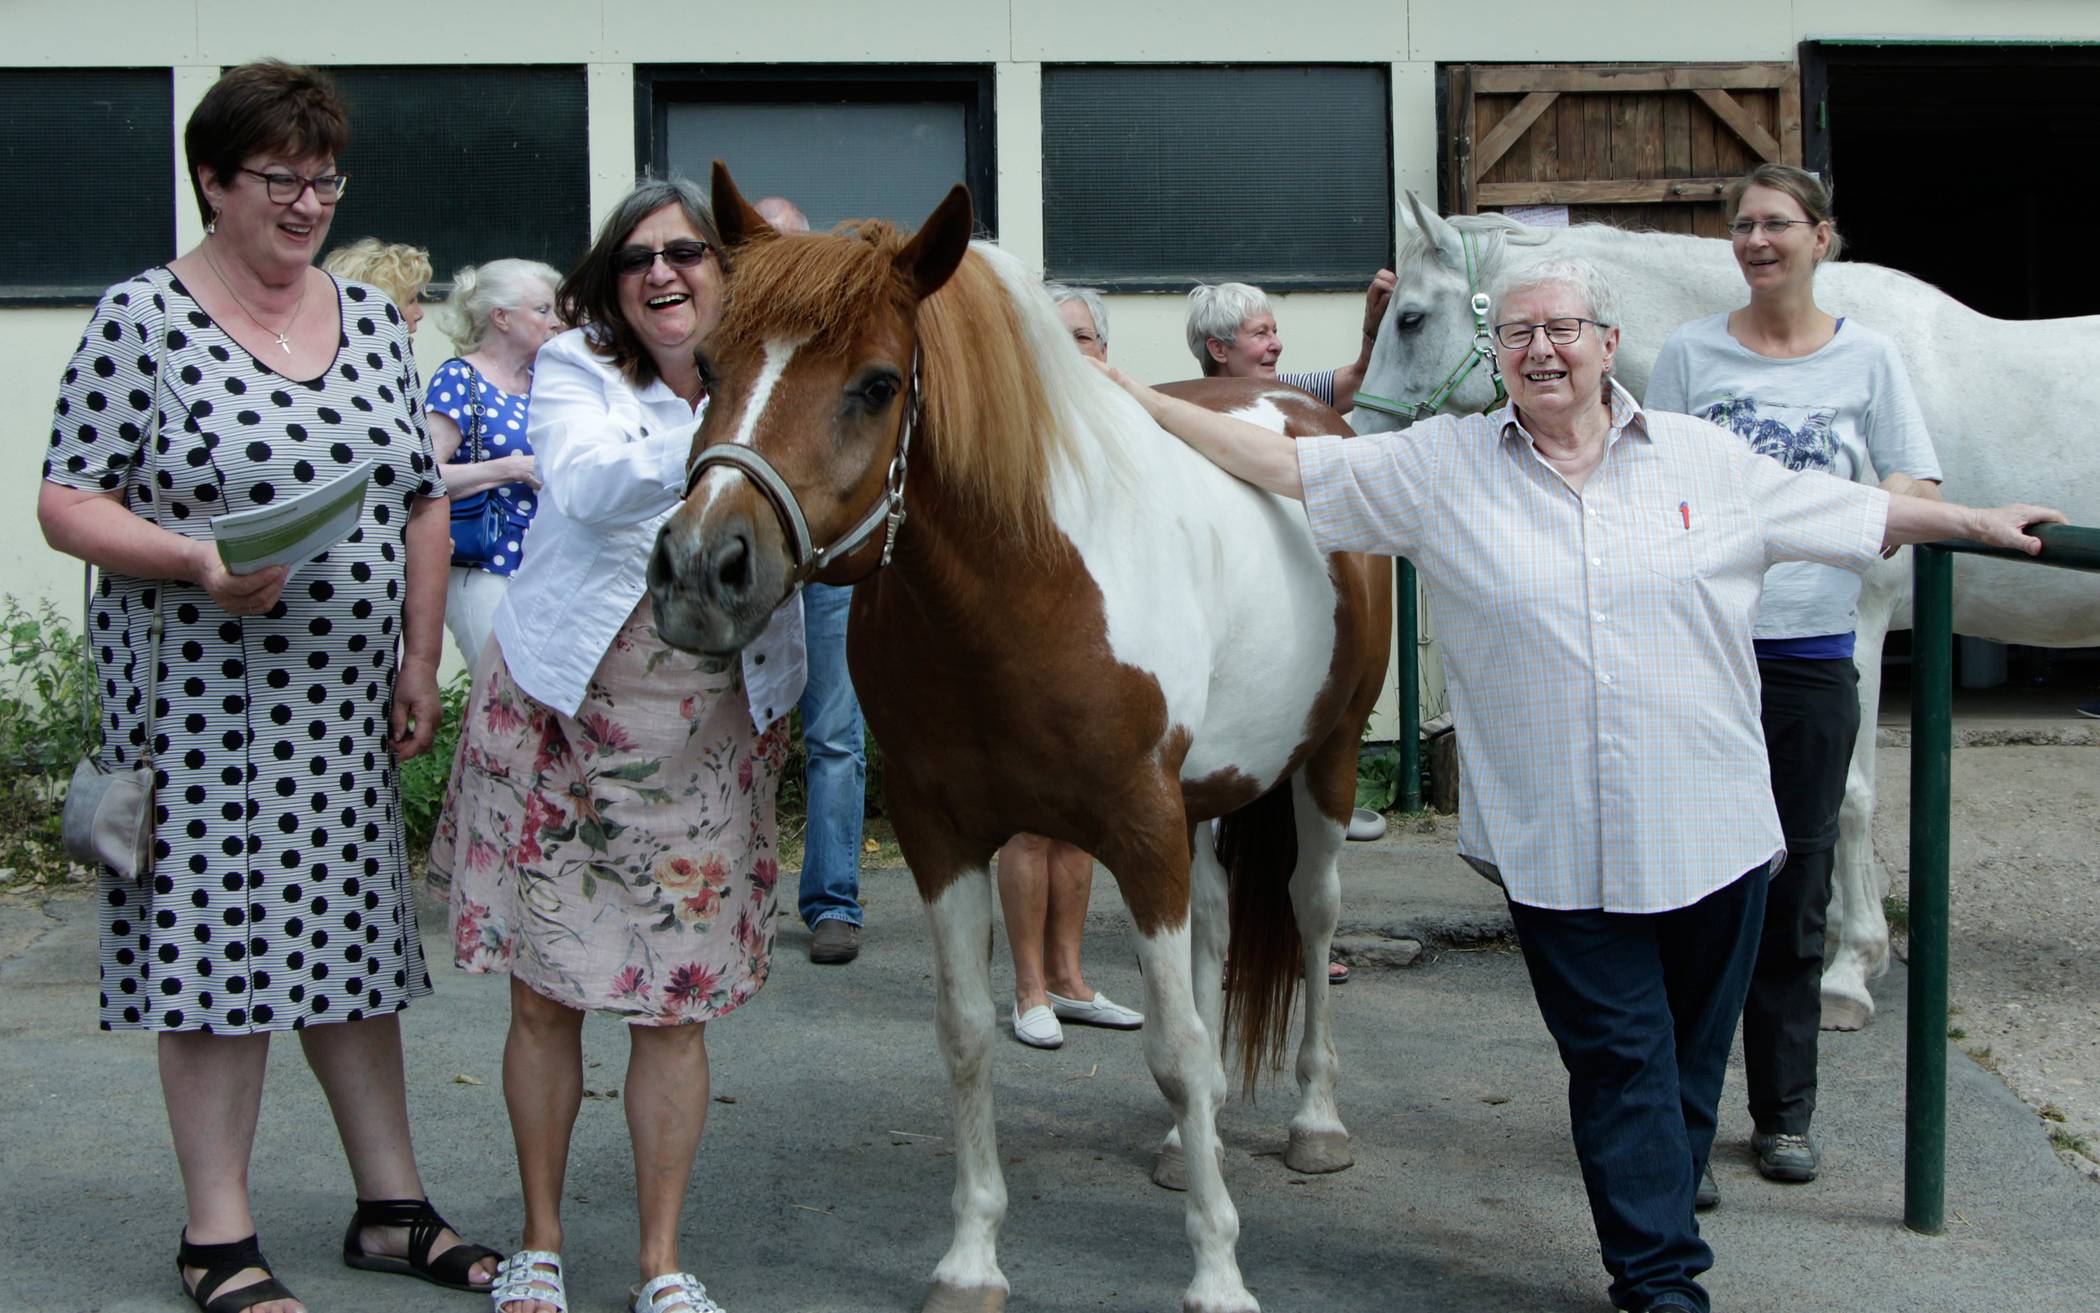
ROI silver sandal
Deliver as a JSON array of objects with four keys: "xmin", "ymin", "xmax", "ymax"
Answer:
[
  {"xmin": 632, "ymin": 1270, "xmax": 725, "ymax": 1313},
  {"xmin": 491, "ymin": 1250, "xmax": 566, "ymax": 1313}
]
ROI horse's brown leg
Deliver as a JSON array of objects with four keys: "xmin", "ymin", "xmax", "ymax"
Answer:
[
  {"xmin": 914, "ymin": 861, "xmax": 1009, "ymax": 1313},
  {"xmin": 1106, "ymin": 813, "xmax": 1259, "ymax": 1313},
  {"xmin": 1283, "ymin": 771, "xmax": 1352, "ymax": 1174},
  {"xmin": 1154, "ymin": 826, "xmax": 1230, "ymax": 1192}
]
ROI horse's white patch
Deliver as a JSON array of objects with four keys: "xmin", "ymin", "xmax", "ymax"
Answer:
[{"xmin": 695, "ymin": 337, "xmax": 800, "ymax": 517}]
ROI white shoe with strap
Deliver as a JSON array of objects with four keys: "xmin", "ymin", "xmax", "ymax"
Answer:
[
  {"xmin": 492, "ymin": 1250, "xmax": 566, "ymax": 1313},
  {"xmin": 632, "ymin": 1270, "xmax": 726, "ymax": 1313}
]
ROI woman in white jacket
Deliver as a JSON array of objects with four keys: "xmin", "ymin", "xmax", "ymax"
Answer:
[{"xmin": 429, "ymin": 178, "xmax": 804, "ymax": 1313}]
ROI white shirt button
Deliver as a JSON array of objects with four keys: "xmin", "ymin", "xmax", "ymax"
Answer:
[
  {"xmin": 1593, "ymin": 612, "xmax": 1606, "ymax": 623},
  {"xmin": 1591, "ymin": 557, "xmax": 1603, "ymax": 567},
  {"xmin": 1585, "ymin": 506, "xmax": 1597, "ymax": 517},
  {"xmin": 1599, "ymin": 672, "xmax": 1615, "ymax": 684}
]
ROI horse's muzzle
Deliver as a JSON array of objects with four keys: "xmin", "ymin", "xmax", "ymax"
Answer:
[{"xmin": 647, "ymin": 508, "xmax": 785, "ymax": 657}]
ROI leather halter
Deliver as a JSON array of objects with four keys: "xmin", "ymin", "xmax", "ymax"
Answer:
[
  {"xmin": 1354, "ymin": 228, "xmax": 1509, "ymax": 423},
  {"xmin": 681, "ymin": 351, "xmax": 920, "ymax": 593}
]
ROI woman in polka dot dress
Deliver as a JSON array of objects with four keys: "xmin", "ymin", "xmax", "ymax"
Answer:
[
  {"xmin": 38, "ymin": 60, "xmax": 497, "ymax": 1313},
  {"xmin": 425, "ymin": 257, "xmax": 564, "ymax": 667}
]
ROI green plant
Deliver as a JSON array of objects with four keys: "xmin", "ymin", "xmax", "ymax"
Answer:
[
  {"xmin": 399, "ymin": 672, "xmax": 472, "ymax": 852},
  {"xmin": 0, "ymin": 597, "xmax": 96, "ymax": 886},
  {"xmin": 1884, "ymin": 892, "xmax": 1911, "ymax": 937},
  {"xmin": 2049, "ymin": 1128, "xmax": 2094, "ymax": 1160},
  {"xmin": 1355, "ymin": 742, "xmax": 1430, "ymax": 814}
]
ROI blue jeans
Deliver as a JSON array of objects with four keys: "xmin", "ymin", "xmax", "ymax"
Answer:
[
  {"xmin": 797, "ymin": 583, "xmax": 865, "ymax": 929},
  {"xmin": 1507, "ymin": 867, "xmax": 1767, "ymax": 1313}
]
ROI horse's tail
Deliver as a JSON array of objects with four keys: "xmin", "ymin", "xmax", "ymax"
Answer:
[{"xmin": 1218, "ymin": 780, "xmax": 1302, "ymax": 1098}]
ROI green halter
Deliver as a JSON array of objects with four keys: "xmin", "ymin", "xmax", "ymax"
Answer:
[{"xmin": 1355, "ymin": 228, "xmax": 1509, "ymax": 423}]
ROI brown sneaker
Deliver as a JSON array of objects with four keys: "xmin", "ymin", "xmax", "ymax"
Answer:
[{"xmin": 809, "ymin": 920, "xmax": 861, "ymax": 964}]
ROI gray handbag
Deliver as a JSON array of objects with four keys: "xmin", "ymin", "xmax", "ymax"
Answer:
[
  {"xmin": 60, "ymin": 321, "xmax": 168, "ymax": 882},
  {"xmin": 61, "ymin": 569, "xmax": 162, "ymax": 881}
]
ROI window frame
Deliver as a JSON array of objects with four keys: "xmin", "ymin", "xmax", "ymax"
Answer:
[
  {"xmin": 1040, "ymin": 62, "xmax": 1395, "ymax": 293},
  {"xmin": 634, "ymin": 64, "xmax": 999, "ymax": 237},
  {"xmin": 0, "ymin": 66, "xmax": 175, "ymax": 306}
]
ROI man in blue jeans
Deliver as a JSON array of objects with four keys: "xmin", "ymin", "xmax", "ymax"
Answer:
[{"xmin": 757, "ymin": 194, "xmax": 866, "ymax": 964}]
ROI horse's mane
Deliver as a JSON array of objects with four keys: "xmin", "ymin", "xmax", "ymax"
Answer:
[{"xmin": 718, "ymin": 220, "xmax": 1119, "ymax": 553}]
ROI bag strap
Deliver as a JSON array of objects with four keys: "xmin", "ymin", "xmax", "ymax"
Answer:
[
  {"xmin": 460, "ymin": 358, "xmax": 489, "ymax": 464},
  {"xmin": 80, "ymin": 302, "xmax": 169, "ymax": 762}
]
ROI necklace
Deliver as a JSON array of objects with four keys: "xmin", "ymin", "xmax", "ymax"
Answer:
[{"xmin": 201, "ymin": 244, "xmax": 308, "ymax": 355}]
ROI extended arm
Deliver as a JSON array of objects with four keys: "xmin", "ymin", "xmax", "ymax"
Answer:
[
  {"xmin": 1883, "ymin": 492, "xmax": 2060, "ymax": 554},
  {"xmin": 1102, "ymin": 364, "xmax": 1304, "ymax": 499},
  {"xmin": 529, "ymin": 336, "xmax": 698, "ymax": 527},
  {"xmin": 430, "ymin": 410, "xmax": 539, "ymax": 498}
]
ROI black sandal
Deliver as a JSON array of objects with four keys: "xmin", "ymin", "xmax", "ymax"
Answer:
[
  {"xmin": 341, "ymin": 1196, "xmax": 500, "ymax": 1292},
  {"xmin": 177, "ymin": 1233, "xmax": 299, "ymax": 1313}
]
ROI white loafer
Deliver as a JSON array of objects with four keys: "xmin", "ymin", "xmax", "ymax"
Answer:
[
  {"xmin": 1046, "ymin": 990, "xmax": 1144, "ymax": 1029},
  {"xmin": 1012, "ymin": 1002, "xmax": 1065, "ymax": 1049}
]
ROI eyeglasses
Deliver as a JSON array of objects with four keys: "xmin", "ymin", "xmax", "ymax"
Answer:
[
  {"xmin": 1727, "ymin": 218, "xmax": 1818, "ymax": 238},
  {"xmin": 614, "ymin": 240, "xmax": 713, "ymax": 276},
  {"xmin": 1492, "ymin": 317, "xmax": 1607, "ymax": 350},
  {"xmin": 240, "ymin": 167, "xmax": 348, "ymax": 205}
]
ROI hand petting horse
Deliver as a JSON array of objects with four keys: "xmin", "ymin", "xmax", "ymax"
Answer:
[{"xmin": 647, "ymin": 163, "xmax": 1391, "ymax": 1313}]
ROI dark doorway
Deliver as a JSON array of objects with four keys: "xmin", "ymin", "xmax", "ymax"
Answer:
[
  {"xmin": 1802, "ymin": 42, "xmax": 2100, "ymax": 692},
  {"xmin": 1802, "ymin": 41, "xmax": 2100, "ymax": 320}
]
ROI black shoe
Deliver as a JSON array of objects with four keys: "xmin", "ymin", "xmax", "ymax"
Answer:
[
  {"xmin": 1694, "ymin": 1164, "xmax": 1719, "ymax": 1211},
  {"xmin": 810, "ymin": 919, "xmax": 862, "ymax": 964},
  {"xmin": 1751, "ymin": 1130, "xmax": 1821, "ymax": 1182},
  {"xmin": 2077, "ymin": 701, "xmax": 2100, "ymax": 720},
  {"xmin": 178, "ymin": 1232, "xmax": 298, "ymax": 1313},
  {"xmin": 341, "ymin": 1196, "xmax": 500, "ymax": 1291}
]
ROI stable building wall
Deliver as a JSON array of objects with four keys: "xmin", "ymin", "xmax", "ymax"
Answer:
[{"xmin": 9, "ymin": 0, "xmax": 2100, "ymax": 732}]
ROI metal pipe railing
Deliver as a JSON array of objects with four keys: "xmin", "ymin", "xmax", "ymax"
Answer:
[
  {"xmin": 1905, "ymin": 521, "xmax": 2100, "ymax": 1234},
  {"xmin": 1397, "ymin": 559, "xmax": 1421, "ymax": 812}
]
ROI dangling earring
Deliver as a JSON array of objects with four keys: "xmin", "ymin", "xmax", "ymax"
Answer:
[{"xmin": 205, "ymin": 214, "xmax": 218, "ymax": 236}]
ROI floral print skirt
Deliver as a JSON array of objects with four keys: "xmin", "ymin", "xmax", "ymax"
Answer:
[{"xmin": 430, "ymin": 597, "xmax": 789, "ymax": 1024}]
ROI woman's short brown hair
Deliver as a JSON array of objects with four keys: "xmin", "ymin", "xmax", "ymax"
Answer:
[
  {"xmin": 1724, "ymin": 163, "xmax": 1843, "ymax": 262},
  {"xmin": 185, "ymin": 60, "xmax": 351, "ymax": 228},
  {"xmin": 557, "ymin": 177, "xmax": 724, "ymax": 387}
]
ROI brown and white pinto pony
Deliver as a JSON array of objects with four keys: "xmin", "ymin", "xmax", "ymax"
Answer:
[{"xmin": 649, "ymin": 164, "xmax": 1390, "ymax": 1313}]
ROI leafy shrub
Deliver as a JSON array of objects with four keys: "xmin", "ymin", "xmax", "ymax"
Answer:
[
  {"xmin": 0, "ymin": 598, "xmax": 95, "ymax": 884},
  {"xmin": 399, "ymin": 671, "xmax": 472, "ymax": 852}
]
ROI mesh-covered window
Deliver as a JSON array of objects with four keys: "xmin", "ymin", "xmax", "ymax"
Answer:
[
  {"xmin": 1043, "ymin": 65, "xmax": 1392, "ymax": 290},
  {"xmin": 320, "ymin": 66, "xmax": 589, "ymax": 288},
  {"xmin": 642, "ymin": 67, "xmax": 997, "ymax": 237},
  {"xmin": 665, "ymin": 101, "xmax": 968, "ymax": 233},
  {"xmin": 0, "ymin": 68, "xmax": 174, "ymax": 301}
]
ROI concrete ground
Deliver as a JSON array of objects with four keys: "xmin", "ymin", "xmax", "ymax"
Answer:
[{"xmin": 4, "ymin": 827, "xmax": 2094, "ymax": 1313}]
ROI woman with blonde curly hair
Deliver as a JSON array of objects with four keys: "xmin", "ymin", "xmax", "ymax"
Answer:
[{"xmin": 321, "ymin": 236, "xmax": 432, "ymax": 332}]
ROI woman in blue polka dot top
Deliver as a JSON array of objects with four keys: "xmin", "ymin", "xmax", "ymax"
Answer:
[{"xmin": 425, "ymin": 257, "xmax": 563, "ymax": 667}]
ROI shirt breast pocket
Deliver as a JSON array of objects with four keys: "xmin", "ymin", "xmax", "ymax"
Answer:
[{"xmin": 1637, "ymin": 507, "xmax": 1713, "ymax": 582}]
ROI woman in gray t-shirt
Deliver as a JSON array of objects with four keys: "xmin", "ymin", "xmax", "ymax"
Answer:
[{"xmin": 1648, "ymin": 164, "xmax": 1942, "ymax": 1204}]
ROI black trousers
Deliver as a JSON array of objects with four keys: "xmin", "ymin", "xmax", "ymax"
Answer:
[{"xmin": 1744, "ymin": 655, "xmax": 1860, "ymax": 1135}]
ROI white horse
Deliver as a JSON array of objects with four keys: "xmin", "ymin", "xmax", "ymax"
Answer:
[{"xmin": 1365, "ymin": 195, "xmax": 2100, "ymax": 1029}]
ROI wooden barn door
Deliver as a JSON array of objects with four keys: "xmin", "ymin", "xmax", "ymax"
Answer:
[{"xmin": 1443, "ymin": 63, "xmax": 1803, "ymax": 235}]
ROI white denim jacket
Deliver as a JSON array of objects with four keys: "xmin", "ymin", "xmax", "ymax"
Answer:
[{"xmin": 491, "ymin": 328, "xmax": 805, "ymax": 728}]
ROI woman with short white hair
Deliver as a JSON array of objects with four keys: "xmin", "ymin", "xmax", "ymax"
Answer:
[
  {"xmin": 1184, "ymin": 270, "xmax": 1393, "ymax": 413},
  {"xmin": 425, "ymin": 257, "xmax": 564, "ymax": 666},
  {"xmin": 1111, "ymin": 252, "xmax": 2057, "ymax": 1313}
]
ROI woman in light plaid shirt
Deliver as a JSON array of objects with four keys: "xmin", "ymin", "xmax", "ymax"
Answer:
[{"xmin": 1105, "ymin": 255, "xmax": 2058, "ymax": 1313}]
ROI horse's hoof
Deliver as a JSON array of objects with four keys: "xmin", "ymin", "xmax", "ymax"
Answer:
[
  {"xmin": 1820, "ymin": 989, "xmax": 1874, "ymax": 1032},
  {"xmin": 1284, "ymin": 1127, "xmax": 1354, "ymax": 1174},
  {"xmin": 923, "ymin": 1282, "xmax": 1007, "ymax": 1313},
  {"xmin": 1183, "ymin": 1292, "xmax": 1260, "ymax": 1313},
  {"xmin": 1152, "ymin": 1140, "xmax": 1226, "ymax": 1191}
]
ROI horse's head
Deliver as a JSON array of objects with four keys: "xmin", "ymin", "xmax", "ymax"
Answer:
[
  {"xmin": 1356, "ymin": 194, "xmax": 1531, "ymax": 434},
  {"xmin": 647, "ymin": 163, "xmax": 973, "ymax": 659}
]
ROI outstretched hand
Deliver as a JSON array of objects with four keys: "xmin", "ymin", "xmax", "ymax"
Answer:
[
  {"xmin": 1362, "ymin": 267, "xmax": 1398, "ymax": 340},
  {"xmin": 1968, "ymin": 503, "xmax": 2066, "ymax": 555}
]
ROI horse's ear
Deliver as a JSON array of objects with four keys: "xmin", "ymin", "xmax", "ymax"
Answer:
[
  {"xmin": 1401, "ymin": 191, "xmax": 1465, "ymax": 270},
  {"xmin": 711, "ymin": 161, "xmax": 776, "ymax": 251},
  {"xmin": 894, "ymin": 185, "xmax": 974, "ymax": 301}
]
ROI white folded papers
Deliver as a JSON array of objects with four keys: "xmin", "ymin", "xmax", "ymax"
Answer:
[{"xmin": 210, "ymin": 459, "xmax": 374, "ymax": 577}]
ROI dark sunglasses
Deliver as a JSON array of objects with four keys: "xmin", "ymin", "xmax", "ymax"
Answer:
[{"xmin": 613, "ymin": 239, "xmax": 713, "ymax": 276}]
